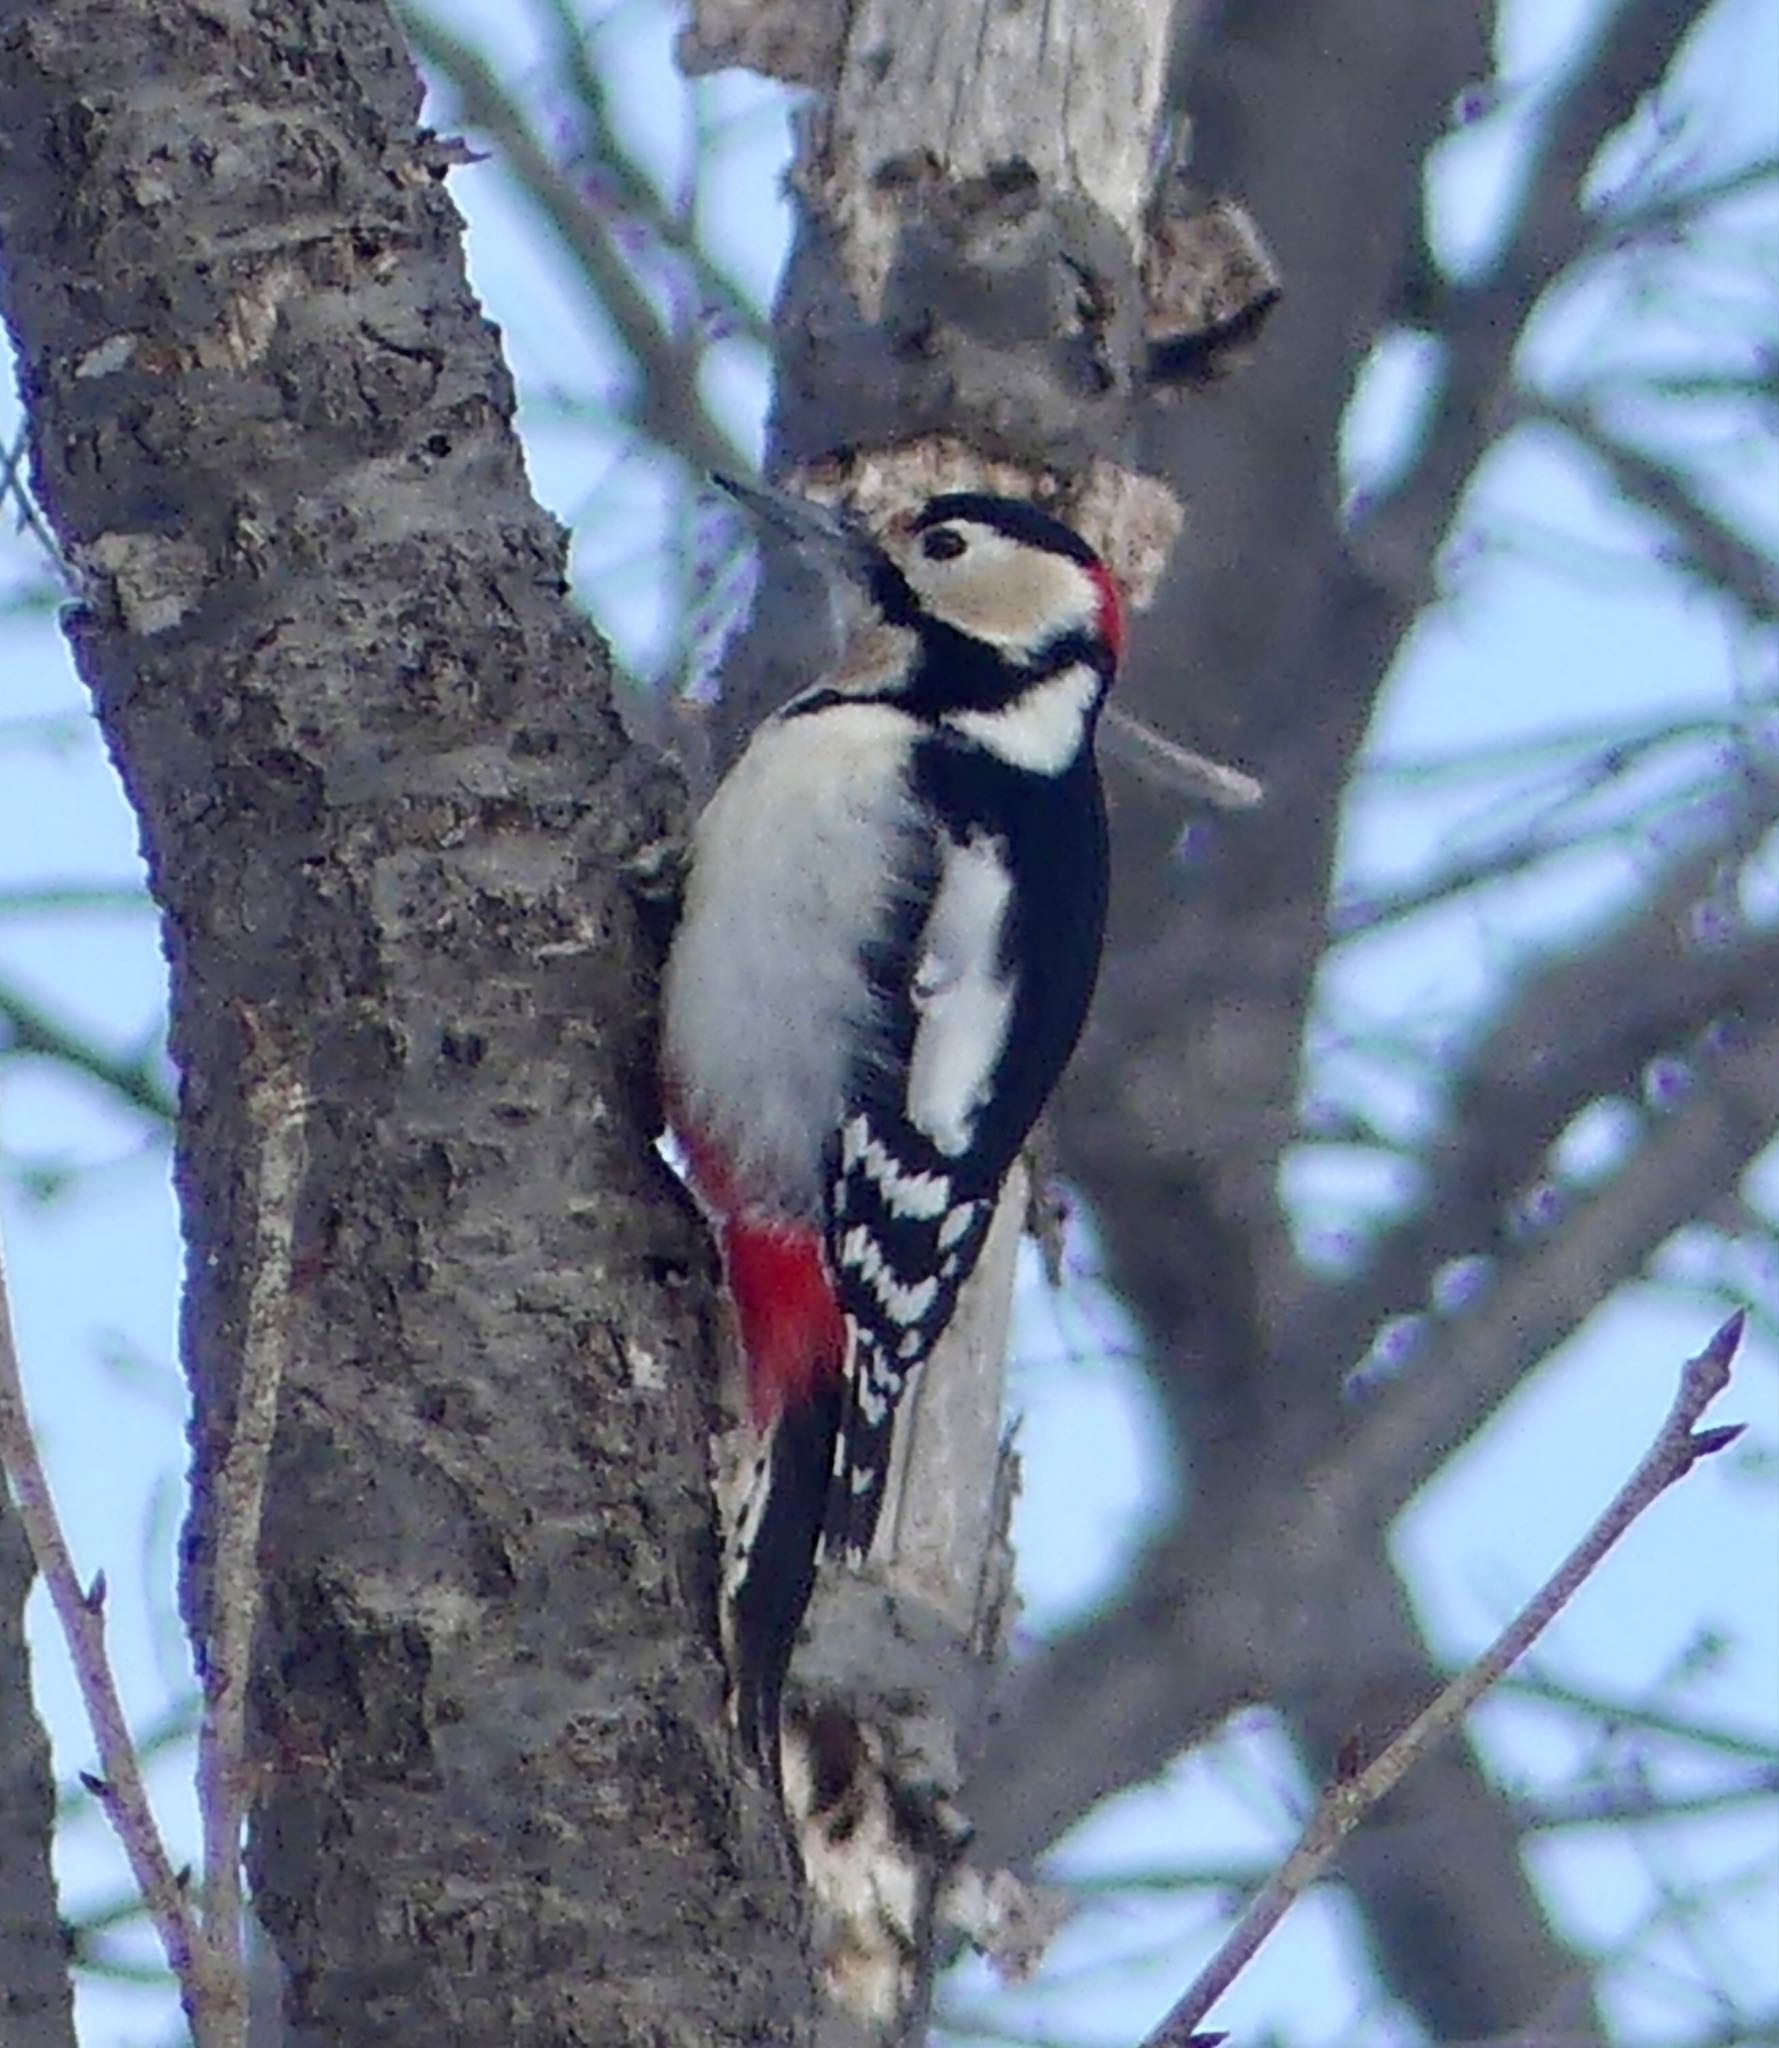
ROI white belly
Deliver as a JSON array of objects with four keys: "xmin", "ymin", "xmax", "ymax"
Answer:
[{"xmin": 663, "ymin": 702, "xmax": 924, "ymax": 1221}]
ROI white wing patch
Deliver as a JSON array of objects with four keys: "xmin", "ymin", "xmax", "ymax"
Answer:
[
  {"xmin": 905, "ymin": 830, "xmax": 1015, "ymax": 1157},
  {"xmin": 937, "ymin": 1200, "xmax": 982, "ymax": 1251},
  {"xmin": 944, "ymin": 662, "xmax": 1101, "ymax": 776}
]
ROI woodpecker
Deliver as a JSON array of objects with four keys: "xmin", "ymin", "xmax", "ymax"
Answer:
[{"xmin": 663, "ymin": 480, "xmax": 1121, "ymax": 1769}]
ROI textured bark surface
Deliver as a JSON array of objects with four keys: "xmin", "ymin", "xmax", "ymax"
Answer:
[
  {"xmin": 0, "ymin": 1498, "xmax": 74, "ymax": 2048},
  {"xmin": 0, "ymin": 3, "xmax": 811, "ymax": 2041},
  {"xmin": 758, "ymin": 0, "xmax": 1170, "ymax": 501}
]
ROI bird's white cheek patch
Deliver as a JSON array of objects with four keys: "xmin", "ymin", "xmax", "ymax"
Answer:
[{"xmin": 944, "ymin": 663, "xmax": 1100, "ymax": 776}]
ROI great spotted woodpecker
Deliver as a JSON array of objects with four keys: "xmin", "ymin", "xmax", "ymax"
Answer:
[{"xmin": 662, "ymin": 480, "xmax": 1120, "ymax": 1768}]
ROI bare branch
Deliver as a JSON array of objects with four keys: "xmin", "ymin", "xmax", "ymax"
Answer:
[
  {"xmin": 1357, "ymin": 0, "xmax": 1715, "ymax": 589},
  {"xmin": 0, "ymin": 1492, "xmax": 77, "ymax": 2048},
  {"xmin": 1358, "ymin": 708, "xmax": 1747, "ymax": 789},
  {"xmin": 1139, "ymin": 1313, "xmax": 1746, "ymax": 2048},
  {"xmin": 1280, "ymin": 810, "xmax": 1779, "ymax": 1401},
  {"xmin": 969, "ymin": 980, "xmax": 1779, "ymax": 1856},
  {"xmin": 193, "ymin": 1023, "xmax": 309, "ymax": 2048},
  {"xmin": 1495, "ymin": 1670, "xmax": 1779, "ymax": 1763},
  {"xmin": 1530, "ymin": 396, "xmax": 1779, "ymax": 626},
  {"xmin": 1100, "ymin": 705, "xmax": 1265, "ymax": 811},
  {"xmin": 0, "ymin": 420, "xmax": 69, "ymax": 579},
  {"xmin": 1332, "ymin": 806, "xmax": 1660, "ymax": 940},
  {"xmin": 1333, "ymin": 708, "xmax": 1773, "ymax": 938},
  {"xmin": 0, "ymin": 1018, "xmax": 303, "ymax": 2048},
  {"xmin": 1516, "ymin": 1768, "xmax": 1779, "ymax": 1831},
  {"xmin": 1593, "ymin": 148, "xmax": 1779, "ymax": 249},
  {"xmin": 2, "ymin": 979, "xmax": 176, "ymax": 1127},
  {"xmin": 0, "ymin": 1224, "xmax": 204, "ymax": 2020},
  {"xmin": 972, "ymin": 949, "xmax": 1778, "ymax": 1874},
  {"xmin": 528, "ymin": 0, "xmax": 771, "ymax": 351},
  {"xmin": 399, "ymin": 4, "xmax": 751, "ymax": 481},
  {"xmin": 0, "ymin": 885, "xmax": 154, "ymax": 918},
  {"xmin": 1067, "ymin": 1751, "xmax": 1779, "ymax": 1890},
  {"xmin": 1330, "ymin": 1009, "xmax": 1779, "ymax": 1531}
]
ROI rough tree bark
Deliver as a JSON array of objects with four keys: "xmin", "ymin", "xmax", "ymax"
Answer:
[
  {"xmin": 0, "ymin": 3, "xmax": 813, "ymax": 2041},
  {"xmin": 0, "ymin": 1493, "xmax": 74, "ymax": 2048}
]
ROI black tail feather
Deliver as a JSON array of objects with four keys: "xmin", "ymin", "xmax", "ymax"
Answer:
[
  {"xmin": 820, "ymin": 1327, "xmax": 895, "ymax": 1564},
  {"xmin": 730, "ymin": 1379, "xmax": 843, "ymax": 1785}
]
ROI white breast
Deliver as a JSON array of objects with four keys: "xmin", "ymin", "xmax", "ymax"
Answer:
[{"xmin": 663, "ymin": 701, "xmax": 924, "ymax": 1221}]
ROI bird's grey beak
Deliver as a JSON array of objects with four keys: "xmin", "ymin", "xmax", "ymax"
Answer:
[{"xmin": 713, "ymin": 475, "xmax": 880, "ymax": 585}]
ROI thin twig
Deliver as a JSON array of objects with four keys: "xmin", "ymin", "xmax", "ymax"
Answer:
[
  {"xmin": 1356, "ymin": 0, "xmax": 1710, "ymax": 584},
  {"xmin": 0, "ymin": 883, "xmax": 155, "ymax": 917},
  {"xmin": 193, "ymin": 1026, "xmax": 308, "ymax": 2048},
  {"xmin": 1138, "ymin": 1311, "xmax": 1747, "ymax": 2048},
  {"xmin": 1074, "ymin": 1754, "xmax": 1779, "ymax": 1892},
  {"xmin": 0, "ymin": 419, "xmax": 71, "ymax": 579},
  {"xmin": 0, "ymin": 1221, "xmax": 203, "ymax": 2013},
  {"xmin": 531, "ymin": 0, "xmax": 771, "ymax": 350},
  {"xmin": 1100, "ymin": 705, "xmax": 1265, "ymax": 811},
  {"xmin": 2, "ymin": 978, "xmax": 177, "ymax": 1125},
  {"xmin": 1495, "ymin": 1669, "xmax": 1779, "ymax": 1762},
  {"xmin": 1592, "ymin": 148, "xmax": 1779, "ymax": 247},
  {"xmin": 1529, "ymin": 395, "xmax": 1779, "ymax": 627},
  {"xmin": 399, "ymin": 5, "xmax": 751, "ymax": 481}
]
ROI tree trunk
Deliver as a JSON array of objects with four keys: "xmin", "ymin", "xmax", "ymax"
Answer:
[
  {"xmin": 0, "ymin": 1494, "xmax": 74, "ymax": 2048},
  {"xmin": 0, "ymin": 3, "xmax": 812, "ymax": 2039}
]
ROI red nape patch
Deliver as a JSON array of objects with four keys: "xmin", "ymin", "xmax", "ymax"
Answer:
[
  {"xmin": 1091, "ymin": 563, "xmax": 1125, "ymax": 664},
  {"xmin": 723, "ymin": 1218, "xmax": 847, "ymax": 1427}
]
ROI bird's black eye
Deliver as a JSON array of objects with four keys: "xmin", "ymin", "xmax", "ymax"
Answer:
[{"xmin": 921, "ymin": 526, "xmax": 968, "ymax": 562}]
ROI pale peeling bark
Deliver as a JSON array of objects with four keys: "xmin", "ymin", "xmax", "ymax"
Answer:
[
  {"xmin": 685, "ymin": 0, "xmax": 1262, "ymax": 626},
  {"xmin": 820, "ymin": 0, "xmax": 1167, "ymax": 318},
  {"xmin": 793, "ymin": 1169, "xmax": 1023, "ymax": 1771},
  {"xmin": 681, "ymin": 0, "xmax": 1232, "ymax": 2029},
  {"xmin": 0, "ymin": 2, "xmax": 812, "ymax": 2040}
]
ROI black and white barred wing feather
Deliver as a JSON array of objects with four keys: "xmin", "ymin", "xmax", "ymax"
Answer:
[{"xmin": 823, "ymin": 825, "xmax": 1019, "ymax": 1559}]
